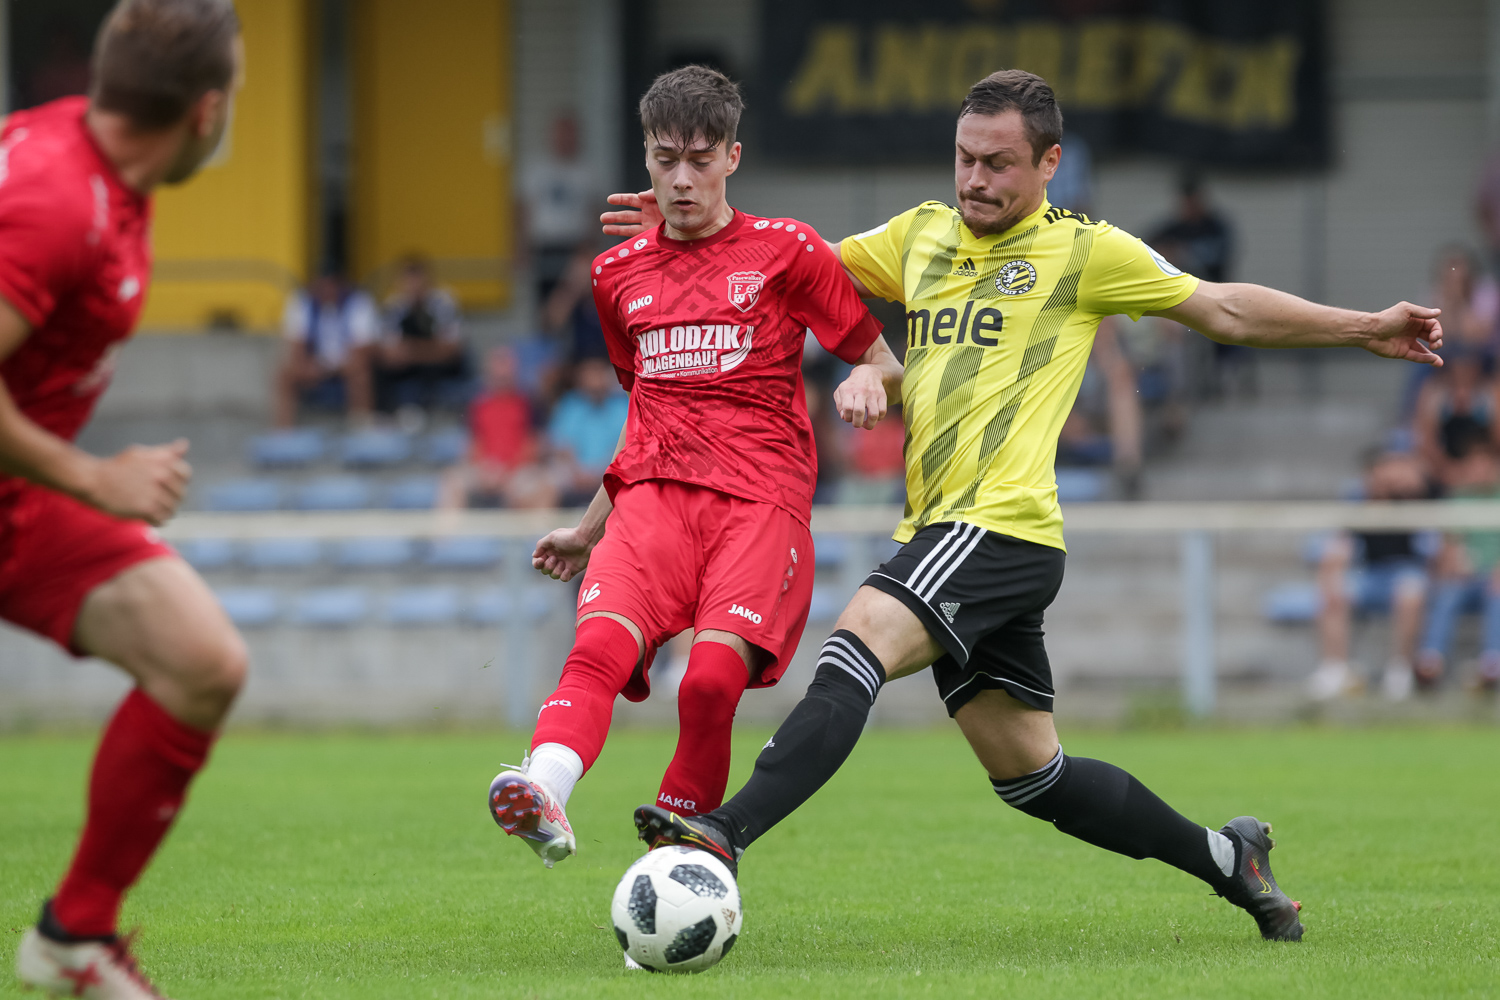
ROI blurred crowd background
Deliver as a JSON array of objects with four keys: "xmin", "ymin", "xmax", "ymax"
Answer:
[{"xmin": 7, "ymin": 0, "xmax": 1500, "ymax": 723}]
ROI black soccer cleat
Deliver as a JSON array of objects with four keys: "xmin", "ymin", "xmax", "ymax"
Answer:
[
  {"xmin": 633, "ymin": 805, "xmax": 740, "ymax": 877},
  {"xmin": 1215, "ymin": 816, "xmax": 1304, "ymax": 941}
]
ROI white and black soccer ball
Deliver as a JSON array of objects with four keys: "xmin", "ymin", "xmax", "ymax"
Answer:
[{"xmin": 610, "ymin": 846, "xmax": 742, "ymax": 973}]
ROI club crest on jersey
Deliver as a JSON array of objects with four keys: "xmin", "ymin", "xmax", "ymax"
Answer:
[
  {"xmin": 727, "ymin": 270, "xmax": 765, "ymax": 312},
  {"xmin": 995, "ymin": 259, "xmax": 1038, "ymax": 296}
]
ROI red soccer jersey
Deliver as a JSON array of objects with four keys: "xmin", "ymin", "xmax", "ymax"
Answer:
[
  {"xmin": 592, "ymin": 210, "xmax": 881, "ymax": 524},
  {"xmin": 0, "ymin": 97, "xmax": 151, "ymax": 450}
]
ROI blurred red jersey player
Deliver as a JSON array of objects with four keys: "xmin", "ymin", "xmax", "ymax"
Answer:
[
  {"xmin": 4, "ymin": 3, "xmax": 247, "ymax": 998},
  {"xmin": 486, "ymin": 65, "xmax": 903, "ymax": 868}
]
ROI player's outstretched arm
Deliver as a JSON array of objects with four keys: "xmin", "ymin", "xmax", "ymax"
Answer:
[
  {"xmin": 833, "ymin": 335, "xmax": 904, "ymax": 429},
  {"xmin": 0, "ymin": 298, "xmax": 190, "ymax": 524},
  {"xmin": 1155, "ymin": 281, "xmax": 1444, "ymax": 365}
]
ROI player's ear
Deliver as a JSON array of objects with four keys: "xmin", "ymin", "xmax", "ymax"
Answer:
[
  {"xmin": 724, "ymin": 141, "xmax": 742, "ymax": 177},
  {"xmin": 192, "ymin": 89, "xmax": 227, "ymax": 139},
  {"xmin": 1041, "ymin": 143, "xmax": 1061, "ymax": 181}
]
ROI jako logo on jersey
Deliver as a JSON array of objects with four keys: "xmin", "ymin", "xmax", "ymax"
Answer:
[
  {"xmin": 729, "ymin": 604, "xmax": 763, "ymax": 625},
  {"xmin": 658, "ymin": 792, "xmax": 698, "ymax": 811},
  {"xmin": 118, "ymin": 275, "xmax": 141, "ymax": 302},
  {"xmin": 635, "ymin": 323, "xmax": 754, "ymax": 378},
  {"xmin": 538, "ymin": 698, "xmax": 573, "ymax": 713},
  {"xmin": 727, "ymin": 270, "xmax": 765, "ymax": 312},
  {"xmin": 954, "ymin": 257, "xmax": 977, "ymax": 277},
  {"xmin": 627, "ymin": 294, "xmax": 653, "ymax": 314},
  {"xmin": 995, "ymin": 259, "xmax": 1038, "ymax": 296},
  {"xmin": 579, "ymin": 583, "xmax": 601, "ymax": 606}
]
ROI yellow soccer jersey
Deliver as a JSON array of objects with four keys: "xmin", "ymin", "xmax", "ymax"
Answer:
[{"xmin": 841, "ymin": 199, "xmax": 1198, "ymax": 550}]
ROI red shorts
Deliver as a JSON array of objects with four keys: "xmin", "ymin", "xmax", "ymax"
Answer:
[
  {"xmin": 0, "ymin": 482, "xmax": 176, "ymax": 655},
  {"xmin": 580, "ymin": 479, "xmax": 815, "ymax": 699}
]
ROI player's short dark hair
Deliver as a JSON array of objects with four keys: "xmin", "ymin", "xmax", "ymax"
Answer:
[
  {"xmin": 91, "ymin": 0, "xmax": 240, "ymax": 130},
  {"xmin": 639, "ymin": 65, "xmax": 744, "ymax": 151},
  {"xmin": 958, "ymin": 70, "xmax": 1063, "ymax": 166}
]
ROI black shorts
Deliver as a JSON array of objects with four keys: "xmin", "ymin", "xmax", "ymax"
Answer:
[{"xmin": 865, "ymin": 522, "xmax": 1066, "ymax": 715}]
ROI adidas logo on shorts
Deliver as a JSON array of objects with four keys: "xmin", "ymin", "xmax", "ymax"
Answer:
[{"xmin": 940, "ymin": 601, "xmax": 961, "ymax": 623}]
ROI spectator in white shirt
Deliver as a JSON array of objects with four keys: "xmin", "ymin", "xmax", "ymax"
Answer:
[
  {"xmin": 273, "ymin": 273, "xmax": 378, "ymax": 427},
  {"xmin": 521, "ymin": 114, "xmax": 596, "ymax": 305}
]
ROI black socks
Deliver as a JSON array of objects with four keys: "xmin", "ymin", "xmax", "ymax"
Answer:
[
  {"xmin": 994, "ymin": 749, "xmax": 1232, "ymax": 890},
  {"xmin": 711, "ymin": 631, "xmax": 884, "ymax": 850}
]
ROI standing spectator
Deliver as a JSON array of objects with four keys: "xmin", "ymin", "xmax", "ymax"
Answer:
[
  {"xmin": 1308, "ymin": 450, "xmax": 1435, "ymax": 702},
  {"xmin": 541, "ymin": 243, "xmax": 608, "ymax": 363},
  {"xmin": 548, "ymin": 356, "xmax": 628, "ymax": 506},
  {"xmin": 374, "ymin": 255, "xmax": 470, "ymax": 416},
  {"xmin": 440, "ymin": 346, "xmax": 557, "ymax": 509},
  {"xmin": 1412, "ymin": 347, "xmax": 1499, "ymax": 486},
  {"xmin": 273, "ymin": 272, "xmax": 377, "ymax": 427},
  {"xmin": 1415, "ymin": 442, "xmax": 1500, "ymax": 692},
  {"xmin": 1148, "ymin": 174, "xmax": 1245, "ymax": 395},
  {"xmin": 521, "ymin": 113, "xmax": 596, "ymax": 307}
]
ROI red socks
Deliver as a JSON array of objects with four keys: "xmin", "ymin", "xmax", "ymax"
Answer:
[
  {"xmin": 657, "ymin": 641, "xmax": 750, "ymax": 815},
  {"xmin": 52, "ymin": 689, "xmax": 215, "ymax": 938},
  {"xmin": 531, "ymin": 616, "xmax": 641, "ymax": 771}
]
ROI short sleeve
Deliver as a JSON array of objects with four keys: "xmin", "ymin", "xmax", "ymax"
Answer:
[
  {"xmin": 433, "ymin": 289, "xmax": 463, "ymax": 341},
  {"xmin": 785, "ymin": 225, "xmax": 883, "ymax": 364},
  {"xmin": 0, "ymin": 176, "xmax": 88, "ymax": 328},
  {"xmin": 838, "ymin": 207, "xmax": 918, "ymax": 303},
  {"xmin": 346, "ymin": 293, "xmax": 380, "ymax": 345},
  {"xmin": 1078, "ymin": 224, "xmax": 1200, "ymax": 321},
  {"xmin": 591, "ymin": 265, "xmax": 636, "ymax": 391},
  {"xmin": 282, "ymin": 292, "xmax": 309, "ymax": 342}
]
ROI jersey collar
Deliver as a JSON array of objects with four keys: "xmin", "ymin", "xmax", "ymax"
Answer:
[
  {"xmin": 961, "ymin": 198, "xmax": 1051, "ymax": 245},
  {"xmin": 655, "ymin": 208, "xmax": 746, "ymax": 251}
]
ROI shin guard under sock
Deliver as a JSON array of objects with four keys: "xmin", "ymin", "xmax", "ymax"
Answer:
[
  {"xmin": 531, "ymin": 616, "xmax": 640, "ymax": 772},
  {"xmin": 993, "ymin": 748, "xmax": 1231, "ymax": 889},
  {"xmin": 52, "ymin": 689, "xmax": 215, "ymax": 937},
  {"xmin": 712, "ymin": 630, "xmax": 884, "ymax": 850},
  {"xmin": 656, "ymin": 641, "xmax": 750, "ymax": 815}
]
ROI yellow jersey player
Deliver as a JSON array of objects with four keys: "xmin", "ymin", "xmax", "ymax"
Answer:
[{"xmin": 622, "ymin": 69, "xmax": 1442, "ymax": 943}]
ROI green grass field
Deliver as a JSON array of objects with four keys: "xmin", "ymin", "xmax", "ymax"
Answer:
[{"xmin": 3, "ymin": 725, "xmax": 1498, "ymax": 999}]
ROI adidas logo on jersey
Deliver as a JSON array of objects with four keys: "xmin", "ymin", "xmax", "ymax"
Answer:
[
  {"xmin": 728, "ymin": 603, "xmax": 763, "ymax": 625},
  {"xmin": 954, "ymin": 257, "xmax": 977, "ymax": 277},
  {"xmin": 940, "ymin": 602, "xmax": 961, "ymax": 623},
  {"xmin": 627, "ymin": 294, "xmax": 653, "ymax": 313}
]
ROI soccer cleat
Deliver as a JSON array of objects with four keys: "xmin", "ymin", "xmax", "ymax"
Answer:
[
  {"xmin": 16, "ymin": 925, "xmax": 168, "ymax": 999},
  {"xmin": 632, "ymin": 804, "xmax": 740, "ymax": 876},
  {"xmin": 488, "ymin": 768, "xmax": 576, "ymax": 868},
  {"xmin": 1215, "ymin": 816, "xmax": 1304, "ymax": 941}
]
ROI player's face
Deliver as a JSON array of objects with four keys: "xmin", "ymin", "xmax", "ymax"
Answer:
[
  {"xmin": 954, "ymin": 110, "xmax": 1059, "ymax": 237},
  {"xmin": 645, "ymin": 132, "xmax": 741, "ymax": 238},
  {"xmin": 164, "ymin": 36, "xmax": 244, "ymax": 185}
]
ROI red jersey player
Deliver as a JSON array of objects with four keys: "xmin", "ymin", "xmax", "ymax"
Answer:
[
  {"xmin": 5, "ymin": 3, "xmax": 246, "ymax": 998},
  {"xmin": 487, "ymin": 66, "xmax": 902, "ymax": 868}
]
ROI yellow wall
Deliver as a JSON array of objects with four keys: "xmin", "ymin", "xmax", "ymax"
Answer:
[
  {"xmin": 142, "ymin": 0, "xmax": 310, "ymax": 332},
  {"xmin": 353, "ymin": 0, "xmax": 512, "ymax": 308}
]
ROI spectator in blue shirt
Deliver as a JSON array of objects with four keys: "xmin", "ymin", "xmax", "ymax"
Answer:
[{"xmin": 549, "ymin": 356, "xmax": 628, "ymax": 505}]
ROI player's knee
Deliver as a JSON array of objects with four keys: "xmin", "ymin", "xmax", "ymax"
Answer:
[
  {"xmin": 177, "ymin": 627, "xmax": 248, "ymax": 707},
  {"xmin": 677, "ymin": 665, "xmax": 743, "ymax": 711}
]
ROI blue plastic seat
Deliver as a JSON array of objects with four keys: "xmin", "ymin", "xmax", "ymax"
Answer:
[
  {"xmin": 331, "ymin": 536, "xmax": 415, "ymax": 569},
  {"xmin": 421, "ymin": 427, "xmax": 470, "ymax": 466},
  {"xmin": 1263, "ymin": 582, "xmax": 1321, "ymax": 624},
  {"xmin": 465, "ymin": 588, "xmax": 510, "ymax": 625},
  {"xmin": 424, "ymin": 536, "xmax": 504, "ymax": 569},
  {"xmin": 1055, "ymin": 468, "xmax": 1106, "ymax": 503},
  {"xmin": 176, "ymin": 537, "xmax": 236, "ymax": 571},
  {"xmin": 246, "ymin": 428, "xmax": 325, "ymax": 468},
  {"xmin": 382, "ymin": 586, "xmax": 461, "ymax": 626},
  {"xmin": 293, "ymin": 475, "xmax": 372, "ymax": 511},
  {"xmin": 242, "ymin": 537, "xmax": 322, "ymax": 569},
  {"xmin": 213, "ymin": 587, "xmax": 279, "ymax": 627},
  {"xmin": 290, "ymin": 587, "xmax": 369, "ymax": 626},
  {"xmin": 813, "ymin": 533, "xmax": 848, "ymax": 570},
  {"xmin": 808, "ymin": 585, "xmax": 842, "ymax": 622},
  {"xmin": 385, "ymin": 475, "xmax": 440, "ymax": 510},
  {"xmin": 203, "ymin": 478, "xmax": 281, "ymax": 512},
  {"xmin": 340, "ymin": 428, "xmax": 413, "ymax": 468}
]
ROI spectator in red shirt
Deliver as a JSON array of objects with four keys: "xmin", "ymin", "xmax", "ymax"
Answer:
[{"xmin": 440, "ymin": 346, "xmax": 557, "ymax": 509}]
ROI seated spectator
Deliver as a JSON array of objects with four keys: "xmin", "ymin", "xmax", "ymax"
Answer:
[
  {"xmin": 274, "ymin": 272, "xmax": 377, "ymax": 427},
  {"xmin": 549, "ymin": 356, "xmax": 629, "ymax": 506},
  {"xmin": 1413, "ymin": 347, "xmax": 1499, "ymax": 486},
  {"xmin": 1416, "ymin": 442, "xmax": 1500, "ymax": 692},
  {"xmin": 440, "ymin": 347, "xmax": 557, "ymax": 509},
  {"xmin": 1308, "ymin": 450, "xmax": 1436, "ymax": 702},
  {"xmin": 374, "ymin": 256, "xmax": 471, "ymax": 416},
  {"xmin": 840, "ymin": 404, "xmax": 905, "ymax": 504},
  {"xmin": 541, "ymin": 242, "xmax": 607, "ymax": 363}
]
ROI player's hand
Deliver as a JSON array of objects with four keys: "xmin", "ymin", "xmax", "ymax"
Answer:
[
  {"xmin": 533, "ymin": 526, "xmax": 595, "ymax": 582},
  {"xmin": 834, "ymin": 364, "xmax": 889, "ymax": 430},
  {"xmin": 1363, "ymin": 302, "xmax": 1444, "ymax": 366},
  {"xmin": 85, "ymin": 439, "xmax": 192, "ymax": 526},
  {"xmin": 601, "ymin": 190, "xmax": 663, "ymax": 237}
]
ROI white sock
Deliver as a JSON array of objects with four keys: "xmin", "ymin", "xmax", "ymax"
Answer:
[
  {"xmin": 527, "ymin": 743, "xmax": 584, "ymax": 806},
  {"xmin": 1206, "ymin": 828, "xmax": 1235, "ymax": 878}
]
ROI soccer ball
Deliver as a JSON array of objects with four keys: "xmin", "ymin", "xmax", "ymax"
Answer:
[{"xmin": 610, "ymin": 846, "xmax": 742, "ymax": 973}]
